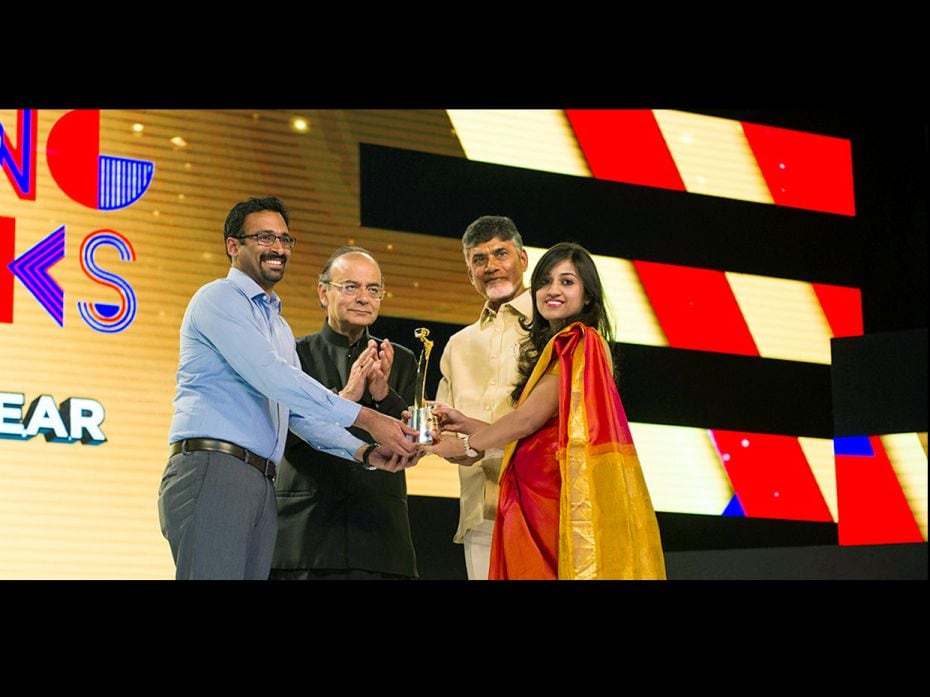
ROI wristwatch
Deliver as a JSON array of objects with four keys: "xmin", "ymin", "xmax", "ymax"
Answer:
[
  {"xmin": 361, "ymin": 442, "xmax": 379, "ymax": 471},
  {"xmin": 462, "ymin": 434, "xmax": 479, "ymax": 458}
]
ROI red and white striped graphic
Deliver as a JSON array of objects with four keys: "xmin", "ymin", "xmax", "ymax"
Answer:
[{"xmin": 449, "ymin": 109, "xmax": 856, "ymax": 215}]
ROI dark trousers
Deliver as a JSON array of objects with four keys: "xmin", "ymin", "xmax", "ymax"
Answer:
[{"xmin": 158, "ymin": 450, "xmax": 277, "ymax": 580}]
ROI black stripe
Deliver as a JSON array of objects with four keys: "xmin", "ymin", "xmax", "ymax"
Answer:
[
  {"xmin": 655, "ymin": 511, "xmax": 837, "ymax": 551},
  {"xmin": 360, "ymin": 143, "xmax": 865, "ymax": 286},
  {"xmin": 618, "ymin": 343, "xmax": 833, "ymax": 437},
  {"xmin": 373, "ymin": 315, "xmax": 834, "ymax": 437}
]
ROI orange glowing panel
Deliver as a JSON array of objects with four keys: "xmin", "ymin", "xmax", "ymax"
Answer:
[
  {"xmin": 812, "ymin": 283, "xmax": 863, "ymax": 338},
  {"xmin": 741, "ymin": 121, "xmax": 856, "ymax": 216},
  {"xmin": 835, "ymin": 436, "xmax": 924, "ymax": 545},
  {"xmin": 565, "ymin": 110, "xmax": 686, "ymax": 191},
  {"xmin": 634, "ymin": 260, "xmax": 759, "ymax": 356},
  {"xmin": 712, "ymin": 430, "xmax": 834, "ymax": 522},
  {"xmin": 798, "ymin": 436, "xmax": 839, "ymax": 521}
]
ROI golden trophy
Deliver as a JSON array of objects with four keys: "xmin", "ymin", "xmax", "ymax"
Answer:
[{"xmin": 408, "ymin": 327, "xmax": 436, "ymax": 444}]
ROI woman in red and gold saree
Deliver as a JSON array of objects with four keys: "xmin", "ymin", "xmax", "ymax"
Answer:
[
  {"xmin": 428, "ymin": 243, "xmax": 665, "ymax": 580},
  {"xmin": 491, "ymin": 320, "xmax": 665, "ymax": 579}
]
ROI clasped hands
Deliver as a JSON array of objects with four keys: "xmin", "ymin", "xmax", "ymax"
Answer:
[
  {"xmin": 341, "ymin": 338, "xmax": 394, "ymax": 403},
  {"xmin": 347, "ymin": 338, "xmax": 423, "ymax": 473}
]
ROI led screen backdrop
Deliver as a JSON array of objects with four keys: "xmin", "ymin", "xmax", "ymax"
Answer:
[{"xmin": 1, "ymin": 108, "xmax": 925, "ymax": 579}]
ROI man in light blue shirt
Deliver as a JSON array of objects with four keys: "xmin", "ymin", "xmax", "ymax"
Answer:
[{"xmin": 158, "ymin": 196, "xmax": 421, "ymax": 579}]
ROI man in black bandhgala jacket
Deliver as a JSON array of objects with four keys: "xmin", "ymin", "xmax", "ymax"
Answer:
[{"xmin": 270, "ymin": 246, "xmax": 418, "ymax": 579}]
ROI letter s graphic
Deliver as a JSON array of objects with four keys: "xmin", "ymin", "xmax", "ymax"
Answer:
[{"xmin": 77, "ymin": 230, "xmax": 138, "ymax": 334}]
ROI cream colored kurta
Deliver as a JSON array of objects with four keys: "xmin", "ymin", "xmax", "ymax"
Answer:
[{"xmin": 435, "ymin": 290, "xmax": 533, "ymax": 543}]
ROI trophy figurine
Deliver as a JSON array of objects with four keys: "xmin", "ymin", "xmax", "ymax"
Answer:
[{"xmin": 408, "ymin": 327, "xmax": 436, "ymax": 444}]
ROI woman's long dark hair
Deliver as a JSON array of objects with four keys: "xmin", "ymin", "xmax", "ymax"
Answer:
[{"xmin": 510, "ymin": 242, "xmax": 614, "ymax": 404}]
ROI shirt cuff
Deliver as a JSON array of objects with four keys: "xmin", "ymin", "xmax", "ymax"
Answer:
[{"xmin": 329, "ymin": 394, "xmax": 362, "ymax": 428}]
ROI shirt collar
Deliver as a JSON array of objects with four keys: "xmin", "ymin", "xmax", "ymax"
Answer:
[
  {"xmin": 479, "ymin": 288, "xmax": 533, "ymax": 326},
  {"xmin": 227, "ymin": 267, "xmax": 281, "ymax": 311},
  {"xmin": 319, "ymin": 320, "xmax": 371, "ymax": 349}
]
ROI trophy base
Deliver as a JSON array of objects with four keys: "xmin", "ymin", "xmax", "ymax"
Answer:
[{"xmin": 407, "ymin": 406, "xmax": 434, "ymax": 445}]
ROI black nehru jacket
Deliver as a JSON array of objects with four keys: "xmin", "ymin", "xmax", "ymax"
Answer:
[{"xmin": 271, "ymin": 321, "xmax": 418, "ymax": 577}]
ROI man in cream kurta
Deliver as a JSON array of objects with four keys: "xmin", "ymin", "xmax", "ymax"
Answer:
[{"xmin": 435, "ymin": 215, "xmax": 531, "ymax": 580}]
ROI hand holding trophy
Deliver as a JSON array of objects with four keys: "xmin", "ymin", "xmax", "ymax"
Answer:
[{"xmin": 407, "ymin": 327, "xmax": 436, "ymax": 444}]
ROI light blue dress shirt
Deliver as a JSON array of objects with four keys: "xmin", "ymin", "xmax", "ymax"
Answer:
[{"xmin": 169, "ymin": 267, "xmax": 365, "ymax": 463}]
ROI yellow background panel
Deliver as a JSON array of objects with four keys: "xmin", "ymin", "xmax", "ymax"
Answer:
[
  {"xmin": 447, "ymin": 109, "xmax": 591, "ymax": 177},
  {"xmin": 881, "ymin": 432, "xmax": 928, "ymax": 540},
  {"xmin": 403, "ymin": 454, "xmax": 461, "ymax": 498},
  {"xmin": 628, "ymin": 422, "xmax": 732, "ymax": 515},
  {"xmin": 727, "ymin": 272, "xmax": 834, "ymax": 364},
  {"xmin": 0, "ymin": 108, "xmax": 472, "ymax": 578},
  {"xmin": 798, "ymin": 436, "xmax": 838, "ymax": 521},
  {"xmin": 653, "ymin": 110, "xmax": 774, "ymax": 204}
]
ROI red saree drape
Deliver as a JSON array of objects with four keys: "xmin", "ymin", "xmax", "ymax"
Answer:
[{"xmin": 489, "ymin": 322, "xmax": 667, "ymax": 580}]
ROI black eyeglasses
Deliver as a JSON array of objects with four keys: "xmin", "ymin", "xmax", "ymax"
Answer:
[
  {"xmin": 326, "ymin": 281, "xmax": 386, "ymax": 300},
  {"xmin": 236, "ymin": 232, "xmax": 297, "ymax": 249}
]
